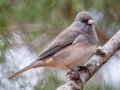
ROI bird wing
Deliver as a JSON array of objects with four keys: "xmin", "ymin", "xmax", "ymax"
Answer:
[{"xmin": 38, "ymin": 29, "xmax": 80, "ymax": 60}]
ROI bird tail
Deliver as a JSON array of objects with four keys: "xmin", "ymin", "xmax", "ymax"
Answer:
[{"xmin": 8, "ymin": 61, "xmax": 45, "ymax": 80}]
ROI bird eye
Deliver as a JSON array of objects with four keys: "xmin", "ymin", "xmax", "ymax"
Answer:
[
  {"xmin": 79, "ymin": 19, "xmax": 88, "ymax": 23},
  {"xmin": 79, "ymin": 19, "xmax": 83, "ymax": 22}
]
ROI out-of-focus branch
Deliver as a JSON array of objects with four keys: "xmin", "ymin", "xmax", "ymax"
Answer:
[
  {"xmin": 62, "ymin": 0, "xmax": 73, "ymax": 19},
  {"xmin": 56, "ymin": 30, "xmax": 120, "ymax": 90},
  {"xmin": 95, "ymin": 25, "xmax": 111, "ymax": 43},
  {"xmin": 105, "ymin": 0, "xmax": 120, "ymax": 22}
]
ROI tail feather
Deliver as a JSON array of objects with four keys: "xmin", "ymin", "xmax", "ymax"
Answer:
[
  {"xmin": 8, "ymin": 61, "xmax": 44, "ymax": 80},
  {"xmin": 8, "ymin": 65, "xmax": 32, "ymax": 80}
]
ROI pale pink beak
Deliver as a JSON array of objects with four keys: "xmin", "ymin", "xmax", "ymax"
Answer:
[{"xmin": 88, "ymin": 19, "xmax": 93, "ymax": 25}]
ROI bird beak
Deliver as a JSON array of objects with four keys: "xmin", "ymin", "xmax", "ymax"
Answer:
[{"xmin": 88, "ymin": 19, "xmax": 93, "ymax": 25}]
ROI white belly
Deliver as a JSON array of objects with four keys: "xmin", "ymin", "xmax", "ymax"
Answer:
[{"xmin": 53, "ymin": 43, "xmax": 96, "ymax": 70}]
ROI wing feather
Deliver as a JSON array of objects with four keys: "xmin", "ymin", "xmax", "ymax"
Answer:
[{"xmin": 38, "ymin": 30, "xmax": 80, "ymax": 60}]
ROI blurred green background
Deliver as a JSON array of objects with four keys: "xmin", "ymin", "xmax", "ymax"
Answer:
[{"xmin": 0, "ymin": 0, "xmax": 120, "ymax": 90}]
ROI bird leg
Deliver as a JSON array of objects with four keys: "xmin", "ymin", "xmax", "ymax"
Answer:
[
  {"xmin": 66, "ymin": 65, "xmax": 80, "ymax": 80},
  {"xmin": 66, "ymin": 65, "xmax": 74, "ymax": 77}
]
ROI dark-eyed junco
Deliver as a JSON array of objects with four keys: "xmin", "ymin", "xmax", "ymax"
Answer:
[{"xmin": 8, "ymin": 11, "xmax": 98, "ymax": 80}]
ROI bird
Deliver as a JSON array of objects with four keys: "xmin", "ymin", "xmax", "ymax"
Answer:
[{"xmin": 8, "ymin": 11, "xmax": 98, "ymax": 80}]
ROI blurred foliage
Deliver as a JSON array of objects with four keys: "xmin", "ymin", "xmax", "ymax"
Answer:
[
  {"xmin": 34, "ymin": 71, "xmax": 64, "ymax": 90},
  {"xmin": 0, "ymin": 0, "xmax": 120, "ymax": 90}
]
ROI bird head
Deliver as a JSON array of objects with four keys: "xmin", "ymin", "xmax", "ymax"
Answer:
[{"xmin": 75, "ymin": 11, "xmax": 94, "ymax": 25}]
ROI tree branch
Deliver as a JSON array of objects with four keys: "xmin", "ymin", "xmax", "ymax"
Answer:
[{"xmin": 56, "ymin": 30, "xmax": 120, "ymax": 90}]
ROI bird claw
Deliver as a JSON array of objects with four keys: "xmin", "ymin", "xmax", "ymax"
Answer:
[
  {"xmin": 66, "ymin": 71, "xmax": 70, "ymax": 78},
  {"xmin": 66, "ymin": 65, "xmax": 74, "ymax": 78},
  {"xmin": 78, "ymin": 66, "xmax": 91, "ymax": 75},
  {"xmin": 68, "ymin": 70, "xmax": 80, "ymax": 80},
  {"xmin": 66, "ymin": 65, "xmax": 80, "ymax": 80},
  {"xmin": 66, "ymin": 65, "xmax": 91, "ymax": 80}
]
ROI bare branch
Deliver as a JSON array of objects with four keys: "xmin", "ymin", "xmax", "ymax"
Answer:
[{"xmin": 56, "ymin": 30, "xmax": 120, "ymax": 90}]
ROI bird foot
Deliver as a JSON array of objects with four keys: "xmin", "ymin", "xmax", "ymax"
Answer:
[
  {"xmin": 66, "ymin": 65, "xmax": 80, "ymax": 80},
  {"xmin": 78, "ymin": 66, "xmax": 91, "ymax": 75}
]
